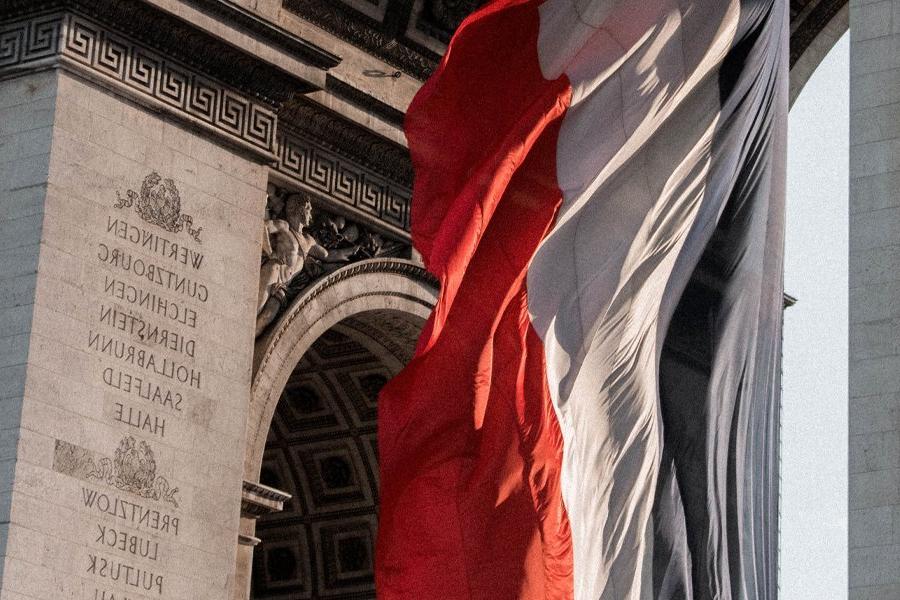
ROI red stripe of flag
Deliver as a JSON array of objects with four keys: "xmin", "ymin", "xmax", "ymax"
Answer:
[{"xmin": 376, "ymin": 1, "xmax": 574, "ymax": 597}]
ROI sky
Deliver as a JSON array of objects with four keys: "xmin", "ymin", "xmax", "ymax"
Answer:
[{"xmin": 780, "ymin": 32, "xmax": 849, "ymax": 598}]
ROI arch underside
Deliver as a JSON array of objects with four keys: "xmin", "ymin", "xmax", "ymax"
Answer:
[
  {"xmin": 245, "ymin": 259, "xmax": 436, "ymax": 599},
  {"xmin": 252, "ymin": 310, "xmax": 424, "ymax": 600},
  {"xmin": 790, "ymin": 0, "xmax": 849, "ymax": 104},
  {"xmin": 790, "ymin": 0, "xmax": 847, "ymax": 68}
]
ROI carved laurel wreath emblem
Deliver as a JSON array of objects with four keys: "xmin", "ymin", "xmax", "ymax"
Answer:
[
  {"xmin": 53, "ymin": 437, "xmax": 180, "ymax": 508},
  {"xmin": 115, "ymin": 171, "xmax": 202, "ymax": 243},
  {"xmin": 87, "ymin": 436, "xmax": 180, "ymax": 508}
]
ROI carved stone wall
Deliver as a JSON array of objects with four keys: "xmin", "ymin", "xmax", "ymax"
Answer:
[
  {"xmin": 275, "ymin": 128, "xmax": 412, "ymax": 235},
  {"xmin": 0, "ymin": 9, "xmax": 281, "ymax": 155},
  {"xmin": 0, "ymin": 59, "xmax": 271, "ymax": 598},
  {"xmin": 255, "ymin": 183, "xmax": 410, "ymax": 338}
]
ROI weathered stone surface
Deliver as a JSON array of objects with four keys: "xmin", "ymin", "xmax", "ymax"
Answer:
[
  {"xmin": 851, "ymin": 0, "xmax": 900, "ymax": 594},
  {"xmin": 0, "ymin": 63, "xmax": 267, "ymax": 598}
]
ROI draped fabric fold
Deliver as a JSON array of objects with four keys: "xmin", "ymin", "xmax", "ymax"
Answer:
[{"xmin": 376, "ymin": 1, "xmax": 787, "ymax": 598}]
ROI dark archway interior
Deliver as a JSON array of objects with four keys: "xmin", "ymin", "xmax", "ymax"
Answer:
[{"xmin": 251, "ymin": 310, "xmax": 424, "ymax": 600}]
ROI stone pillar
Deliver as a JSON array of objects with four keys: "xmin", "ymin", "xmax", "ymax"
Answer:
[
  {"xmin": 0, "ymin": 66, "xmax": 267, "ymax": 599},
  {"xmin": 0, "ymin": 68, "xmax": 58, "ymax": 593},
  {"xmin": 0, "ymin": 4, "xmax": 319, "ymax": 596},
  {"xmin": 849, "ymin": 0, "xmax": 900, "ymax": 596}
]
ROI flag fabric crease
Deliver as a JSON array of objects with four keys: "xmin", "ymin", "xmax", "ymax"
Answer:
[{"xmin": 376, "ymin": 1, "xmax": 787, "ymax": 598}]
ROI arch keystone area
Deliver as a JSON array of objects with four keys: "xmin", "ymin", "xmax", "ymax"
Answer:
[{"xmin": 245, "ymin": 258, "xmax": 438, "ymax": 481}]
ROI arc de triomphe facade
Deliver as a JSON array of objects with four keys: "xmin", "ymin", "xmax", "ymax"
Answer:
[{"xmin": 0, "ymin": 0, "xmax": 889, "ymax": 598}]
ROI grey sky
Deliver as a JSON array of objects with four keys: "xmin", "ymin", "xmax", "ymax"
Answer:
[{"xmin": 780, "ymin": 32, "xmax": 849, "ymax": 598}]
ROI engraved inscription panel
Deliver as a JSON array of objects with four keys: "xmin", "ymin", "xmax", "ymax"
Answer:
[
  {"xmin": 27, "ymin": 100, "xmax": 262, "ymax": 598},
  {"xmin": 46, "ymin": 171, "xmax": 215, "ymax": 599}
]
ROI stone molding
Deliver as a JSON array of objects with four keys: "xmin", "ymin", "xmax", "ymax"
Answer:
[
  {"xmin": 0, "ymin": 2, "xmax": 417, "ymax": 237},
  {"xmin": 0, "ymin": 10, "xmax": 281, "ymax": 156},
  {"xmin": 275, "ymin": 125, "xmax": 412, "ymax": 235},
  {"xmin": 238, "ymin": 533, "xmax": 262, "ymax": 547},
  {"xmin": 278, "ymin": 97, "xmax": 413, "ymax": 186},
  {"xmin": 0, "ymin": 0, "xmax": 330, "ymax": 102},
  {"xmin": 325, "ymin": 73, "xmax": 406, "ymax": 128},
  {"xmin": 241, "ymin": 479, "xmax": 292, "ymax": 518},
  {"xmin": 254, "ymin": 258, "xmax": 436, "ymax": 380},
  {"xmin": 283, "ymin": 0, "xmax": 437, "ymax": 80},
  {"xmin": 180, "ymin": 0, "xmax": 341, "ymax": 71},
  {"xmin": 247, "ymin": 258, "xmax": 438, "ymax": 479}
]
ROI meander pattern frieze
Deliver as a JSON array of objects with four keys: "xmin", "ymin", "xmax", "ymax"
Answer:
[
  {"xmin": 63, "ymin": 14, "xmax": 277, "ymax": 152},
  {"xmin": 0, "ymin": 0, "xmax": 324, "ymax": 103},
  {"xmin": 278, "ymin": 99, "xmax": 414, "ymax": 187},
  {"xmin": 0, "ymin": 12, "xmax": 277, "ymax": 153},
  {"xmin": 275, "ymin": 131, "xmax": 412, "ymax": 234},
  {"xmin": 0, "ymin": 13, "xmax": 60, "ymax": 67},
  {"xmin": 1, "ymin": 11, "xmax": 417, "ymax": 236}
]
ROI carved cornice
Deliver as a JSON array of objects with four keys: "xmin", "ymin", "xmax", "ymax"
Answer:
[
  {"xmin": 789, "ymin": 0, "xmax": 847, "ymax": 68},
  {"xmin": 0, "ymin": 6, "xmax": 417, "ymax": 231},
  {"xmin": 283, "ymin": 0, "xmax": 441, "ymax": 80},
  {"xmin": 181, "ymin": 0, "xmax": 341, "ymax": 71},
  {"xmin": 279, "ymin": 97, "xmax": 413, "ymax": 186},
  {"xmin": 0, "ymin": 11, "xmax": 279, "ymax": 155},
  {"xmin": 241, "ymin": 479, "xmax": 292, "ymax": 518},
  {"xmin": 326, "ymin": 74, "xmax": 406, "ymax": 128},
  {"xmin": 0, "ymin": 0, "xmax": 332, "ymax": 104},
  {"xmin": 275, "ymin": 95, "xmax": 414, "ymax": 237},
  {"xmin": 275, "ymin": 125, "xmax": 412, "ymax": 235}
]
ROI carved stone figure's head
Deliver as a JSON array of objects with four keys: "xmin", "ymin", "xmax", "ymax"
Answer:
[
  {"xmin": 285, "ymin": 194, "xmax": 313, "ymax": 231},
  {"xmin": 360, "ymin": 232, "xmax": 384, "ymax": 256},
  {"xmin": 266, "ymin": 183, "xmax": 284, "ymax": 220},
  {"xmin": 342, "ymin": 223, "xmax": 360, "ymax": 244}
]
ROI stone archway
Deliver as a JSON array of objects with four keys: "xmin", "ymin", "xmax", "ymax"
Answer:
[
  {"xmin": 789, "ymin": 1, "xmax": 848, "ymax": 105},
  {"xmin": 236, "ymin": 258, "xmax": 438, "ymax": 599}
]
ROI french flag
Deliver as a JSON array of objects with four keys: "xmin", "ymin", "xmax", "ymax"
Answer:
[{"xmin": 377, "ymin": 1, "xmax": 787, "ymax": 598}]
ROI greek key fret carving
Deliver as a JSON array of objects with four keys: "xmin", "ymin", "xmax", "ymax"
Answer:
[
  {"xmin": 0, "ymin": 14, "xmax": 61, "ymax": 67},
  {"xmin": 0, "ymin": 13, "xmax": 276, "ymax": 153},
  {"xmin": 276, "ymin": 131, "xmax": 412, "ymax": 233},
  {"xmin": 60, "ymin": 14, "xmax": 277, "ymax": 152}
]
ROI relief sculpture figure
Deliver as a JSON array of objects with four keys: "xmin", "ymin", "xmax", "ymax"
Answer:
[{"xmin": 256, "ymin": 188, "xmax": 361, "ymax": 336}]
